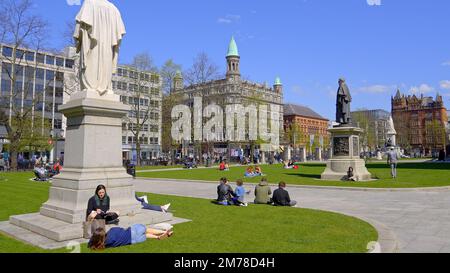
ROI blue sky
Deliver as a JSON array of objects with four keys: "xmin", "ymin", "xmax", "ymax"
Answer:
[{"xmin": 33, "ymin": 0, "xmax": 450, "ymax": 120}]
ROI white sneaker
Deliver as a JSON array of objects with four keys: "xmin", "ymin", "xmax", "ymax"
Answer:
[
  {"xmin": 161, "ymin": 203, "xmax": 171, "ymax": 212},
  {"xmin": 139, "ymin": 195, "xmax": 149, "ymax": 204}
]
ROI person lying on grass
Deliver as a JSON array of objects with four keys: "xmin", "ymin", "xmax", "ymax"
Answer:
[
  {"xmin": 88, "ymin": 224, "xmax": 173, "ymax": 250},
  {"xmin": 135, "ymin": 194, "xmax": 171, "ymax": 213}
]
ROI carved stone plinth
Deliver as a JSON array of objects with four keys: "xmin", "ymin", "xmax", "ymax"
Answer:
[{"xmin": 321, "ymin": 126, "xmax": 372, "ymax": 181}]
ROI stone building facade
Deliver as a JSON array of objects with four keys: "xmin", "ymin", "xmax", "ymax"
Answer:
[
  {"xmin": 0, "ymin": 44, "xmax": 76, "ymax": 161},
  {"xmin": 392, "ymin": 90, "xmax": 448, "ymax": 156},
  {"xmin": 113, "ymin": 66, "xmax": 162, "ymax": 162},
  {"xmin": 351, "ymin": 109, "xmax": 391, "ymax": 151},
  {"xmin": 172, "ymin": 37, "xmax": 284, "ymax": 162}
]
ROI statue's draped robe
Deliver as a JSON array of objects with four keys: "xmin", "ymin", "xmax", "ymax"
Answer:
[
  {"xmin": 74, "ymin": 0, "xmax": 126, "ymax": 95},
  {"xmin": 336, "ymin": 83, "xmax": 352, "ymax": 124}
]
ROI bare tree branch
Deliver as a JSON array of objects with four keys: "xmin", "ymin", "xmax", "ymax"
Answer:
[{"xmin": 184, "ymin": 52, "xmax": 221, "ymax": 85}]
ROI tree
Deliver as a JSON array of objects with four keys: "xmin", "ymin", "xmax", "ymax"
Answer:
[
  {"xmin": 425, "ymin": 119, "xmax": 446, "ymax": 156},
  {"xmin": 285, "ymin": 122, "xmax": 305, "ymax": 149},
  {"xmin": 160, "ymin": 59, "xmax": 182, "ymax": 94},
  {"xmin": 0, "ymin": 0, "xmax": 49, "ymax": 169},
  {"xmin": 352, "ymin": 110, "xmax": 376, "ymax": 152},
  {"xmin": 184, "ymin": 52, "xmax": 221, "ymax": 85},
  {"xmin": 122, "ymin": 53, "xmax": 158, "ymax": 166},
  {"xmin": 394, "ymin": 112, "xmax": 411, "ymax": 153}
]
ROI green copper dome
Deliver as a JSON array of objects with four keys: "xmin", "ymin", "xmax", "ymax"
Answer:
[
  {"xmin": 175, "ymin": 69, "xmax": 182, "ymax": 78},
  {"xmin": 227, "ymin": 36, "xmax": 239, "ymax": 57},
  {"xmin": 274, "ymin": 77, "xmax": 282, "ymax": 85}
]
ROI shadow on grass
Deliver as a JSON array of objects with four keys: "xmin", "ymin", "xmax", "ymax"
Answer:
[{"xmin": 285, "ymin": 173, "xmax": 322, "ymax": 179}]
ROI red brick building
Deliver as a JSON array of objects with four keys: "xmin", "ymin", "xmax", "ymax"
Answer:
[
  {"xmin": 392, "ymin": 90, "xmax": 448, "ymax": 156},
  {"xmin": 283, "ymin": 104, "xmax": 330, "ymax": 160}
]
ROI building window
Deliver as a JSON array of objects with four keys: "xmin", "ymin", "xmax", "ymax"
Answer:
[
  {"xmin": 36, "ymin": 53, "xmax": 45, "ymax": 63},
  {"xmin": 2, "ymin": 46, "xmax": 13, "ymax": 57},
  {"xmin": 54, "ymin": 119, "xmax": 62, "ymax": 130},
  {"xmin": 1, "ymin": 79, "xmax": 11, "ymax": 95},
  {"xmin": 46, "ymin": 55, "xmax": 55, "ymax": 66},
  {"xmin": 25, "ymin": 51, "xmax": 35, "ymax": 62},
  {"xmin": 122, "ymin": 136, "xmax": 127, "ymax": 144},
  {"xmin": 150, "ymin": 125, "xmax": 159, "ymax": 133},
  {"xmin": 65, "ymin": 59, "xmax": 74, "ymax": 69},
  {"xmin": 56, "ymin": 57, "xmax": 64, "ymax": 67}
]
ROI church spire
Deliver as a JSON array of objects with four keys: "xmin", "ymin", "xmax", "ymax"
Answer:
[
  {"xmin": 226, "ymin": 36, "xmax": 241, "ymax": 81},
  {"xmin": 394, "ymin": 89, "xmax": 401, "ymax": 100}
]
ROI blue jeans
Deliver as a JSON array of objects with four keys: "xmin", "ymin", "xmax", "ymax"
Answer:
[
  {"xmin": 135, "ymin": 195, "xmax": 163, "ymax": 212},
  {"xmin": 390, "ymin": 163, "xmax": 397, "ymax": 178},
  {"xmin": 130, "ymin": 224, "xmax": 147, "ymax": 244}
]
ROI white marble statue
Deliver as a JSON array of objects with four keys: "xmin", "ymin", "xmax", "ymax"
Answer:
[
  {"xmin": 386, "ymin": 116, "xmax": 397, "ymax": 135},
  {"xmin": 73, "ymin": 0, "xmax": 126, "ymax": 96},
  {"xmin": 386, "ymin": 116, "xmax": 397, "ymax": 147}
]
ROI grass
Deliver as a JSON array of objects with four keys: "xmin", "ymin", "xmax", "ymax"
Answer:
[
  {"xmin": 136, "ymin": 165, "xmax": 184, "ymax": 171},
  {"xmin": 137, "ymin": 162, "xmax": 450, "ymax": 188},
  {"xmin": 0, "ymin": 171, "xmax": 377, "ymax": 253}
]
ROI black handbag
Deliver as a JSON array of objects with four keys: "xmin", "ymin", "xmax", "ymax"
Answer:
[{"xmin": 104, "ymin": 212, "xmax": 119, "ymax": 225}]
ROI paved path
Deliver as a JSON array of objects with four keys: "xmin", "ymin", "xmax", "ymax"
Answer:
[{"xmin": 134, "ymin": 179, "xmax": 450, "ymax": 253}]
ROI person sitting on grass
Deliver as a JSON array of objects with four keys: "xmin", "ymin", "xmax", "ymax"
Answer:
[
  {"xmin": 272, "ymin": 181, "xmax": 297, "ymax": 207},
  {"xmin": 283, "ymin": 160, "xmax": 295, "ymax": 169},
  {"xmin": 88, "ymin": 224, "xmax": 173, "ymax": 250},
  {"xmin": 135, "ymin": 194, "xmax": 171, "ymax": 213},
  {"xmin": 244, "ymin": 166, "xmax": 255, "ymax": 177},
  {"xmin": 254, "ymin": 178, "xmax": 273, "ymax": 205},
  {"xmin": 52, "ymin": 159, "xmax": 63, "ymax": 175},
  {"xmin": 216, "ymin": 177, "xmax": 236, "ymax": 206},
  {"xmin": 33, "ymin": 163, "xmax": 48, "ymax": 181},
  {"xmin": 346, "ymin": 167, "xmax": 357, "ymax": 182},
  {"xmin": 255, "ymin": 166, "xmax": 263, "ymax": 176},
  {"xmin": 232, "ymin": 179, "xmax": 249, "ymax": 206},
  {"xmin": 219, "ymin": 161, "xmax": 229, "ymax": 171}
]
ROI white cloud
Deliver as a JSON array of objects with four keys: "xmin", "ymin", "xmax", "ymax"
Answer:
[
  {"xmin": 440, "ymin": 80, "xmax": 450, "ymax": 90},
  {"xmin": 442, "ymin": 61, "xmax": 450, "ymax": 66},
  {"xmin": 409, "ymin": 84, "xmax": 435, "ymax": 95},
  {"xmin": 66, "ymin": 0, "xmax": 81, "ymax": 6},
  {"xmin": 217, "ymin": 14, "xmax": 241, "ymax": 24},
  {"xmin": 367, "ymin": 0, "xmax": 381, "ymax": 6},
  {"xmin": 357, "ymin": 84, "xmax": 395, "ymax": 94}
]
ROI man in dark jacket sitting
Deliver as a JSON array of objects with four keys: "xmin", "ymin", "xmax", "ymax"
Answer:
[
  {"xmin": 216, "ymin": 177, "xmax": 236, "ymax": 205},
  {"xmin": 272, "ymin": 181, "xmax": 297, "ymax": 207}
]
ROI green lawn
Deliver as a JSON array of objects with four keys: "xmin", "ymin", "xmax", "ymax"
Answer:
[
  {"xmin": 136, "ymin": 165, "xmax": 184, "ymax": 171},
  {"xmin": 138, "ymin": 162, "xmax": 450, "ymax": 188},
  {"xmin": 0, "ymin": 172, "xmax": 377, "ymax": 253}
]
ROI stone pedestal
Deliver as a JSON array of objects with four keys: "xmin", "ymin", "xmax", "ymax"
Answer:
[
  {"xmin": 260, "ymin": 152, "xmax": 266, "ymax": 164},
  {"xmin": 316, "ymin": 148, "xmax": 322, "ymax": 161},
  {"xmin": 301, "ymin": 147, "xmax": 307, "ymax": 162},
  {"xmin": 284, "ymin": 146, "xmax": 291, "ymax": 161},
  {"xmin": 321, "ymin": 126, "xmax": 372, "ymax": 181},
  {"xmin": 4, "ymin": 91, "xmax": 173, "ymax": 246}
]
